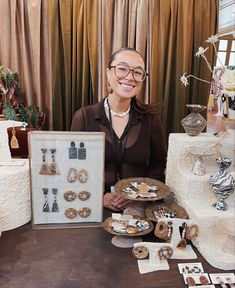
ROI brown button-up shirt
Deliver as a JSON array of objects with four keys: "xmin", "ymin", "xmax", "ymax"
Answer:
[{"xmin": 71, "ymin": 98, "xmax": 166, "ymax": 191}]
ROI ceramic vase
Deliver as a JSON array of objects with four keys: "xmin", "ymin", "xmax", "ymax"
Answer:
[{"xmin": 181, "ymin": 104, "xmax": 207, "ymax": 136}]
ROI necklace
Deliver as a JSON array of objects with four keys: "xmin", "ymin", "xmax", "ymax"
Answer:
[{"xmin": 104, "ymin": 97, "xmax": 130, "ymax": 118}]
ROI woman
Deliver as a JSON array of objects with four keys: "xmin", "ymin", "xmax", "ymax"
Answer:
[{"xmin": 71, "ymin": 47, "xmax": 166, "ymax": 211}]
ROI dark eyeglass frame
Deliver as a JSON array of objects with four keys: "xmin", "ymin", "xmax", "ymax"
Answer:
[{"xmin": 109, "ymin": 64, "xmax": 148, "ymax": 82}]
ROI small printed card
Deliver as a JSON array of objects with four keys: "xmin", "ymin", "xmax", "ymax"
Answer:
[
  {"xmin": 209, "ymin": 273, "xmax": 235, "ymax": 284},
  {"xmin": 183, "ymin": 273, "xmax": 210, "ymax": 285},
  {"xmin": 178, "ymin": 262, "xmax": 204, "ymax": 274}
]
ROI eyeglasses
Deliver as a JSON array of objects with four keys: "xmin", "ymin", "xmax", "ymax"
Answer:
[{"xmin": 109, "ymin": 64, "xmax": 148, "ymax": 82}]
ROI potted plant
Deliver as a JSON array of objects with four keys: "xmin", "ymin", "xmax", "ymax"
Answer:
[{"xmin": 0, "ymin": 64, "xmax": 46, "ymax": 129}]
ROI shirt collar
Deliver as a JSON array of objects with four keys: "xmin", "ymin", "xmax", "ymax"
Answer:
[{"xmin": 94, "ymin": 97, "xmax": 144, "ymax": 125}]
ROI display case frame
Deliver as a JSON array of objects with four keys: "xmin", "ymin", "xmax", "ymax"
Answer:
[{"xmin": 28, "ymin": 131, "xmax": 105, "ymax": 229}]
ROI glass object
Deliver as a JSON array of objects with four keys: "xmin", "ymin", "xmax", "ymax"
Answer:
[
  {"xmin": 109, "ymin": 64, "xmax": 147, "ymax": 82},
  {"xmin": 181, "ymin": 104, "xmax": 207, "ymax": 136}
]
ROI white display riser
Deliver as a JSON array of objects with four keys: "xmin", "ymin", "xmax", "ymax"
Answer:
[{"xmin": 166, "ymin": 132, "xmax": 235, "ymax": 270}]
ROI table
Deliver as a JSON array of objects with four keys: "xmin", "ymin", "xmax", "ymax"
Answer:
[{"xmin": 0, "ymin": 209, "xmax": 234, "ymax": 288}]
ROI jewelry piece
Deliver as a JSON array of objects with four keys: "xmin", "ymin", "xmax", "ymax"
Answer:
[
  {"xmin": 199, "ymin": 275, "xmax": 209, "ymax": 285},
  {"xmin": 104, "ymin": 97, "xmax": 130, "ymax": 118},
  {"xmin": 64, "ymin": 191, "xmax": 77, "ymax": 201},
  {"xmin": 182, "ymin": 266, "xmax": 202, "ymax": 273},
  {"xmin": 154, "ymin": 220, "xmax": 169, "ymax": 240},
  {"xmin": 132, "ymin": 245, "xmax": 149, "ymax": 259},
  {"xmin": 226, "ymin": 277, "xmax": 235, "ymax": 288},
  {"xmin": 78, "ymin": 207, "xmax": 91, "ymax": 218},
  {"xmin": 186, "ymin": 224, "xmax": 199, "ymax": 240},
  {"xmin": 167, "ymin": 221, "xmax": 173, "ymax": 242},
  {"xmin": 65, "ymin": 208, "xmax": 77, "ymax": 219},
  {"xmin": 67, "ymin": 168, "xmax": 77, "ymax": 183},
  {"xmin": 78, "ymin": 142, "xmax": 86, "ymax": 159},
  {"xmin": 158, "ymin": 246, "xmax": 173, "ymax": 260},
  {"xmin": 177, "ymin": 222, "xmax": 187, "ymax": 249},
  {"xmin": 39, "ymin": 148, "xmax": 50, "ymax": 175},
  {"xmin": 126, "ymin": 226, "xmax": 138, "ymax": 234},
  {"xmin": 186, "ymin": 276, "xmax": 196, "ymax": 286},
  {"xmin": 78, "ymin": 169, "xmax": 88, "ymax": 183},
  {"xmin": 42, "ymin": 188, "xmax": 50, "ymax": 212},
  {"xmin": 10, "ymin": 127, "xmax": 19, "ymax": 149},
  {"xmin": 49, "ymin": 148, "xmax": 60, "ymax": 175},
  {"xmin": 69, "ymin": 141, "xmax": 77, "ymax": 159},
  {"xmin": 51, "ymin": 188, "xmax": 59, "ymax": 212},
  {"xmin": 217, "ymin": 277, "xmax": 230, "ymax": 288},
  {"xmin": 78, "ymin": 191, "xmax": 90, "ymax": 201}
]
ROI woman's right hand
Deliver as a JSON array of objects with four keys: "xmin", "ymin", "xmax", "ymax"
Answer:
[{"xmin": 104, "ymin": 192, "xmax": 132, "ymax": 211}]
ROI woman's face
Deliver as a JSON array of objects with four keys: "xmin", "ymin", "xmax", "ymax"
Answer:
[{"xmin": 106, "ymin": 50, "xmax": 145, "ymax": 99}]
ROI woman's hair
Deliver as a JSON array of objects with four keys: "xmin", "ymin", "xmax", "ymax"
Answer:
[
  {"xmin": 108, "ymin": 47, "xmax": 158, "ymax": 115},
  {"xmin": 108, "ymin": 47, "xmax": 145, "ymax": 68},
  {"xmin": 132, "ymin": 97, "xmax": 159, "ymax": 115}
]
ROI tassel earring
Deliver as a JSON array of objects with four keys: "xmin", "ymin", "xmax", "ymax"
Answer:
[{"xmin": 10, "ymin": 127, "xmax": 19, "ymax": 149}]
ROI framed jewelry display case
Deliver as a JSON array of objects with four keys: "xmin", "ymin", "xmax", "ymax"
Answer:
[{"xmin": 28, "ymin": 131, "xmax": 105, "ymax": 229}]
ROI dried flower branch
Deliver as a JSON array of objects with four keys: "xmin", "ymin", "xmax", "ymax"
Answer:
[{"xmin": 180, "ymin": 33, "xmax": 235, "ymax": 87}]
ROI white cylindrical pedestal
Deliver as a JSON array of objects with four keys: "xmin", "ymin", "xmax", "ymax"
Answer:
[{"xmin": 0, "ymin": 160, "xmax": 31, "ymax": 231}]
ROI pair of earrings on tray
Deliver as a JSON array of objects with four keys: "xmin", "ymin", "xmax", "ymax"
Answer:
[
  {"xmin": 154, "ymin": 221, "xmax": 199, "ymax": 248},
  {"xmin": 67, "ymin": 168, "xmax": 88, "ymax": 183},
  {"xmin": 132, "ymin": 245, "xmax": 173, "ymax": 261},
  {"xmin": 39, "ymin": 148, "xmax": 60, "ymax": 175}
]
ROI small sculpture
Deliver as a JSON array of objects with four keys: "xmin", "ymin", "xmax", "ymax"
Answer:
[{"xmin": 209, "ymin": 157, "xmax": 235, "ymax": 211}]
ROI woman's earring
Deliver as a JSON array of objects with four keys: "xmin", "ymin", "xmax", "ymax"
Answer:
[
  {"xmin": 42, "ymin": 188, "xmax": 50, "ymax": 212},
  {"xmin": 49, "ymin": 148, "xmax": 60, "ymax": 175},
  {"xmin": 39, "ymin": 148, "xmax": 50, "ymax": 175},
  {"xmin": 51, "ymin": 188, "xmax": 59, "ymax": 212},
  {"xmin": 107, "ymin": 81, "xmax": 113, "ymax": 93}
]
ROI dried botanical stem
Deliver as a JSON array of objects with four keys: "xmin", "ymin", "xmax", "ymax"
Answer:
[
  {"xmin": 202, "ymin": 55, "xmax": 213, "ymax": 73},
  {"xmin": 212, "ymin": 43, "xmax": 224, "ymax": 67}
]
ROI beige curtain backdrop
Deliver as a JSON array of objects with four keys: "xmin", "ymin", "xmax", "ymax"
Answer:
[
  {"xmin": 151, "ymin": 0, "xmax": 218, "ymax": 137},
  {"xmin": 0, "ymin": 0, "xmax": 218, "ymax": 134},
  {"xmin": 0, "ymin": 0, "xmax": 52, "ymax": 129},
  {"xmin": 49, "ymin": 0, "xmax": 98, "ymax": 131}
]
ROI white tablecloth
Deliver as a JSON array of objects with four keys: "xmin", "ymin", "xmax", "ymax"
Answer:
[
  {"xmin": 0, "ymin": 160, "xmax": 31, "ymax": 231},
  {"xmin": 166, "ymin": 131, "xmax": 235, "ymax": 270}
]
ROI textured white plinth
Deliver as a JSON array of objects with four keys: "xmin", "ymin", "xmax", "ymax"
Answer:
[
  {"xmin": 166, "ymin": 132, "xmax": 235, "ymax": 270},
  {"xmin": 0, "ymin": 160, "xmax": 31, "ymax": 231}
]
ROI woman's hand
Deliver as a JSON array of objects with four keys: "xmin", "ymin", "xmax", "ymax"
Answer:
[{"xmin": 104, "ymin": 192, "xmax": 132, "ymax": 211}]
